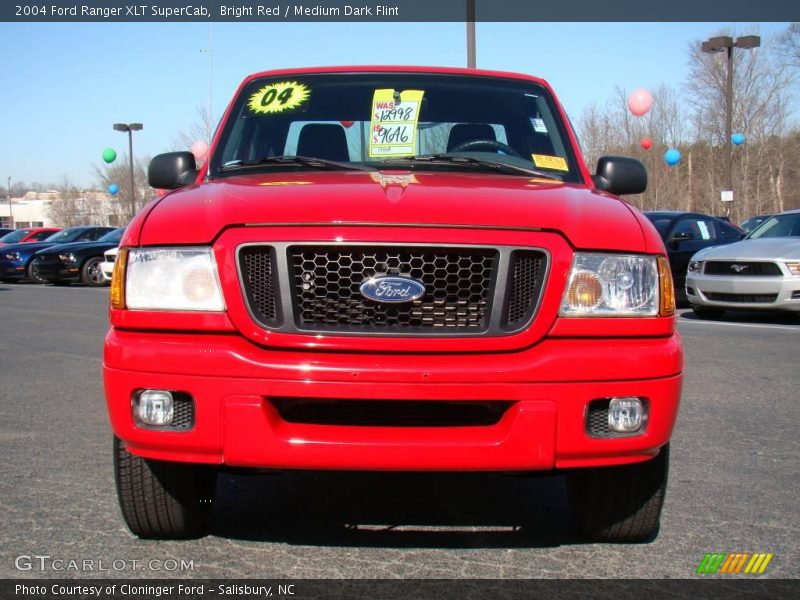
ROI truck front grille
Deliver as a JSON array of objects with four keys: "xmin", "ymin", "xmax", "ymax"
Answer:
[
  {"xmin": 289, "ymin": 246, "xmax": 497, "ymax": 332},
  {"xmin": 238, "ymin": 243, "xmax": 547, "ymax": 336}
]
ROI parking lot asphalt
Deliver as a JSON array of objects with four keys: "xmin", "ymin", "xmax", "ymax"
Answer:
[{"xmin": 1, "ymin": 281, "xmax": 798, "ymax": 579}]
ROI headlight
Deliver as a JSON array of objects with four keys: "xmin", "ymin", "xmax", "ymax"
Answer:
[
  {"xmin": 4, "ymin": 252, "xmax": 21, "ymax": 262},
  {"xmin": 58, "ymin": 253, "xmax": 76, "ymax": 263},
  {"xmin": 785, "ymin": 262, "xmax": 800, "ymax": 276},
  {"xmin": 561, "ymin": 253, "xmax": 659, "ymax": 316},
  {"xmin": 125, "ymin": 247, "xmax": 225, "ymax": 311},
  {"xmin": 688, "ymin": 260, "xmax": 702, "ymax": 273}
]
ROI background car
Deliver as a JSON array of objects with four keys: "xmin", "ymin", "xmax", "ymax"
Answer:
[
  {"xmin": 644, "ymin": 211, "xmax": 745, "ymax": 302},
  {"xmin": 0, "ymin": 228, "xmax": 14, "ymax": 238},
  {"xmin": 0, "ymin": 226, "xmax": 115, "ymax": 283},
  {"xmin": 0, "ymin": 227, "xmax": 61, "ymax": 246},
  {"xmin": 740, "ymin": 214, "xmax": 772, "ymax": 233},
  {"xmin": 686, "ymin": 209, "xmax": 800, "ymax": 318},
  {"xmin": 32, "ymin": 227, "xmax": 125, "ymax": 287},
  {"xmin": 99, "ymin": 246, "xmax": 118, "ymax": 282}
]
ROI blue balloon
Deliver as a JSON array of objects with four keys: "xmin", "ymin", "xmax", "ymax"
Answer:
[
  {"xmin": 664, "ymin": 148, "xmax": 681, "ymax": 166},
  {"xmin": 108, "ymin": 183, "xmax": 119, "ymax": 195},
  {"xmin": 731, "ymin": 133, "xmax": 745, "ymax": 146}
]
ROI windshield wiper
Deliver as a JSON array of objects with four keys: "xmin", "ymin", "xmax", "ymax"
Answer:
[
  {"xmin": 379, "ymin": 154, "xmax": 563, "ymax": 179},
  {"xmin": 220, "ymin": 155, "xmax": 375, "ymax": 173}
]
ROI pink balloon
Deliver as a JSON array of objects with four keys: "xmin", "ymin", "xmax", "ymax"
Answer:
[
  {"xmin": 191, "ymin": 140, "xmax": 209, "ymax": 162},
  {"xmin": 628, "ymin": 89, "xmax": 653, "ymax": 117}
]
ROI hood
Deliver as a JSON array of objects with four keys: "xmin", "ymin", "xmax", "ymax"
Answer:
[
  {"xmin": 36, "ymin": 241, "xmax": 117, "ymax": 255},
  {"xmin": 1, "ymin": 241, "xmax": 59, "ymax": 255},
  {"xmin": 694, "ymin": 237, "xmax": 800, "ymax": 261},
  {"xmin": 139, "ymin": 171, "xmax": 646, "ymax": 251}
]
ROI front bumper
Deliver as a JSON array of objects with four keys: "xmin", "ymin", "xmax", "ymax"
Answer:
[
  {"xmin": 0, "ymin": 260, "xmax": 27, "ymax": 279},
  {"xmin": 32, "ymin": 259, "xmax": 80, "ymax": 282},
  {"xmin": 686, "ymin": 271, "xmax": 800, "ymax": 312},
  {"xmin": 104, "ymin": 329, "xmax": 683, "ymax": 471}
]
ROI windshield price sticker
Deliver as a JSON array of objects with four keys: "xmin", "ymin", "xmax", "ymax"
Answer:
[
  {"xmin": 248, "ymin": 81, "xmax": 310, "ymax": 115},
  {"xmin": 532, "ymin": 154, "xmax": 569, "ymax": 172},
  {"xmin": 369, "ymin": 89, "xmax": 425, "ymax": 157}
]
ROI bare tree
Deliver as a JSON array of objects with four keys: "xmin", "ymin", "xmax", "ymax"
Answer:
[{"xmin": 93, "ymin": 155, "xmax": 151, "ymax": 224}]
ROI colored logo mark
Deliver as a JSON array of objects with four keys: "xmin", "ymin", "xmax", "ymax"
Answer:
[{"xmin": 696, "ymin": 552, "xmax": 773, "ymax": 575}]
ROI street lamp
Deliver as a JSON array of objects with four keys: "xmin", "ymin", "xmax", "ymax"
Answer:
[
  {"xmin": 113, "ymin": 122, "xmax": 143, "ymax": 218},
  {"xmin": 701, "ymin": 35, "xmax": 760, "ymax": 208},
  {"xmin": 466, "ymin": 0, "xmax": 476, "ymax": 68}
]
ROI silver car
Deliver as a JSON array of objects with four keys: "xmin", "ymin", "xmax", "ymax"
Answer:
[{"xmin": 685, "ymin": 209, "xmax": 800, "ymax": 318}]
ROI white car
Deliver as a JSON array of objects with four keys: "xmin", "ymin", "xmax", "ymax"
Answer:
[
  {"xmin": 100, "ymin": 246, "xmax": 118, "ymax": 283},
  {"xmin": 685, "ymin": 209, "xmax": 800, "ymax": 318}
]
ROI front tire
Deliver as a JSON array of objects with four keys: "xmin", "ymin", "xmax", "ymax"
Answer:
[
  {"xmin": 568, "ymin": 444, "xmax": 669, "ymax": 543},
  {"xmin": 113, "ymin": 437, "xmax": 217, "ymax": 539},
  {"xmin": 26, "ymin": 261, "xmax": 46, "ymax": 284},
  {"xmin": 81, "ymin": 257, "xmax": 107, "ymax": 287}
]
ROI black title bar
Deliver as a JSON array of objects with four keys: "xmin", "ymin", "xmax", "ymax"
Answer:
[{"xmin": 3, "ymin": 0, "xmax": 799, "ymax": 22}]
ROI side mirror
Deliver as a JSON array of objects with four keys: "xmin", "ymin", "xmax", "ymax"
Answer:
[
  {"xmin": 148, "ymin": 152, "xmax": 197, "ymax": 190},
  {"xmin": 593, "ymin": 156, "xmax": 647, "ymax": 196}
]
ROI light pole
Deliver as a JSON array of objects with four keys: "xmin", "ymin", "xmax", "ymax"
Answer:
[
  {"xmin": 701, "ymin": 35, "xmax": 760, "ymax": 207},
  {"xmin": 466, "ymin": 0, "xmax": 476, "ymax": 68},
  {"xmin": 113, "ymin": 122, "xmax": 143, "ymax": 218}
]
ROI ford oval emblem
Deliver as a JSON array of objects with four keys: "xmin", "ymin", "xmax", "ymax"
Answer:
[{"xmin": 360, "ymin": 276, "xmax": 426, "ymax": 303}]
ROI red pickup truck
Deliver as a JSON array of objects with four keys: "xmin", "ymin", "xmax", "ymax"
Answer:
[{"xmin": 104, "ymin": 66, "xmax": 682, "ymax": 542}]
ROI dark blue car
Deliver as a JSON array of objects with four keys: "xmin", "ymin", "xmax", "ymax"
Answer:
[{"xmin": 0, "ymin": 226, "xmax": 115, "ymax": 283}]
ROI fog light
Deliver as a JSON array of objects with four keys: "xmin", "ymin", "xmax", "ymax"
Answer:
[
  {"xmin": 608, "ymin": 397, "xmax": 644, "ymax": 433},
  {"xmin": 134, "ymin": 390, "xmax": 174, "ymax": 426}
]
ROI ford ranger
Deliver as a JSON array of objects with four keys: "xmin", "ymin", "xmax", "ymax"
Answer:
[{"xmin": 104, "ymin": 66, "xmax": 682, "ymax": 542}]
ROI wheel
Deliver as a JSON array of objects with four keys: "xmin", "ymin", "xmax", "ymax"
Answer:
[
  {"xmin": 448, "ymin": 139, "xmax": 523, "ymax": 157},
  {"xmin": 568, "ymin": 444, "xmax": 669, "ymax": 543},
  {"xmin": 81, "ymin": 257, "xmax": 107, "ymax": 287},
  {"xmin": 113, "ymin": 436, "xmax": 217, "ymax": 539},
  {"xmin": 26, "ymin": 261, "xmax": 46, "ymax": 284},
  {"xmin": 691, "ymin": 305, "xmax": 725, "ymax": 319}
]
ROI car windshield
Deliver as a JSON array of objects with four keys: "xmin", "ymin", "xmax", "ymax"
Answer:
[
  {"xmin": 44, "ymin": 228, "xmax": 88, "ymax": 243},
  {"xmin": 645, "ymin": 216, "xmax": 673, "ymax": 238},
  {"xmin": 211, "ymin": 72, "xmax": 582, "ymax": 182},
  {"xmin": 0, "ymin": 229, "xmax": 32, "ymax": 243},
  {"xmin": 747, "ymin": 213, "xmax": 800, "ymax": 239},
  {"xmin": 98, "ymin": 228, "xmax": 124, "ymax": 243}
]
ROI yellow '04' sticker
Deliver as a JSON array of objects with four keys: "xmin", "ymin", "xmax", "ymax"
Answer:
[
  {"xmin": 532, "ymin": 154, "xmax": 569, "ymax": 171},
  {"xmin": 248, "ymin": 81, "xmax": 310, "ymax": 114}
]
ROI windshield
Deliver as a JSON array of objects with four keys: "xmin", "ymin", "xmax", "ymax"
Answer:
[
  {"xmin": 0, "ymin": 229, "xmax": 32, "ymax": 243},
  {"xmin": 644, "ymin": 216, "xmax": 673, "ymax": 239},
  {"xmin": 44, "ymin": 228, "xmax": 88, "ymax": 243},
  {"xmin": 747, "ymin": 213, "xmax": 800, "ymax": 239},
  {"xmin": 212, "ymin": 73, "xmax": 582, "ymax": 182},
  {"xmin": 98, "ymin": 228, "xmax": 124, "ymax": 244}
]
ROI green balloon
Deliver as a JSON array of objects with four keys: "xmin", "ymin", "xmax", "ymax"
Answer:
[{"xmin": 102, "ymin": 148, "xmax": 117, "ymax": 163}]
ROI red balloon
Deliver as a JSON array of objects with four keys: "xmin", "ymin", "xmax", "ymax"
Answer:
[
  {"xmin": 641, "ymin": 137, "xmax": 653, "ymax": 150},
  {"xmin": 340, "ymin": 121, "xmax": 355, "ymax": 128}
]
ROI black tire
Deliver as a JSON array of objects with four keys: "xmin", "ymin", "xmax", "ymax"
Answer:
[
  {"xmin": 81, "ymin": 256, "xmax": 107, "ymax": 287},
  {"xmin": 26, "ymin": 261, "xmax": 46, "ymax": 284},
  {"xmin": 568, "ymin": 444, "xmax": 669, "ymax": 543},
  {"xmin": 691, "ymin": 305, "xmax": 725, "ymax": 319},
  {"xmin": 113, "ymin": 436, "xmax": 217, "ymax": 539}
]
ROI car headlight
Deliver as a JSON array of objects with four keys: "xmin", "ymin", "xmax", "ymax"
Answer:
[
  {"xmin": 785, "ymin": 262, "xmax": 800, "ymax": 276},
  {"xmin": 124, "ymin": 247, "xmax": 225, "ymax": 311},
  {"xmin": 688, "ymin": 260, "xmax": 702, "ymax": 273},
  {"xmin": 4, "ymin": 252, "xmax": 21, "ymax": 262},
  {"xmin": 58, "ymin": 253, "xmax": 76, "ymax": 264},
  {"xmin": 561, "ymin": 253, "xmax": 659, "ymax": 316}
]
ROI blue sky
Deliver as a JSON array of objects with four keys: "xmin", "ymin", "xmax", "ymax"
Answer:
[{"xmin": 0, "ymin": 21, "xmax": 792, "ymax": 188}]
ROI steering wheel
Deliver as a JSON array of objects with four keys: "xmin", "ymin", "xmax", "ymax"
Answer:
[{"xmin": 449, "ymin": 139, "xmax": 522, "ymax": 157}]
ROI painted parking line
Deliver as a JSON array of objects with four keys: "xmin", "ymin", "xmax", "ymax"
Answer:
[{"xmin": 678, "ymin": 318, "xmax": 800, "ymax": 333}]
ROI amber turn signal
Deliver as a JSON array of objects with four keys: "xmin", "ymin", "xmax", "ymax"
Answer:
[
  {"xmin": 657, "ymin": 255, "xmax": 675, "ymax": 317},
  {"xmin": 110, "ymin": 248, "xmax": 128, "ymax": 310}
]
